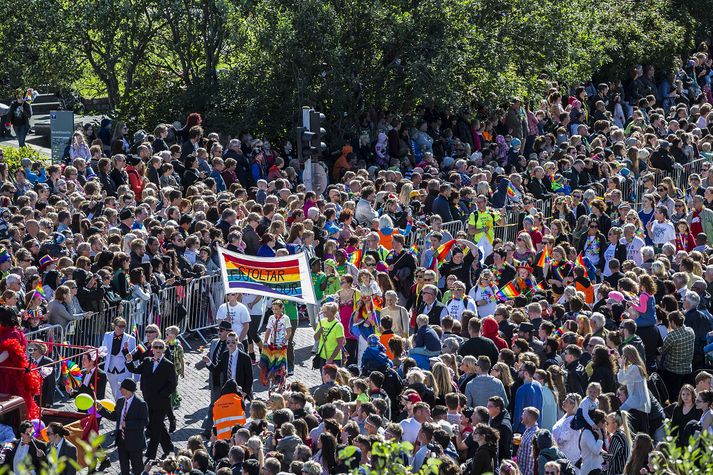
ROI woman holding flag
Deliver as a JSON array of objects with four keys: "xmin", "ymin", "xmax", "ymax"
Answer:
[
  {"xmin": 469, "ymin": 269, "xmax": 499, "ymax": 318},
  {"xmin": 497, "ymin": 263, "xmax": 536, "ymax": 304},
  {"xmin": 350, "ymin": 285, "xmax": 381, "ymax": 366},
  {"xmin": 543, "ymin": 246, "xmax": 573, "ymax": 298}
]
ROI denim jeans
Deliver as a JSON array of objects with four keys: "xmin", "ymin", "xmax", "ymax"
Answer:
[{"xmin": 13, "ymin": 124, "xmax": 28, "ymax": 147}]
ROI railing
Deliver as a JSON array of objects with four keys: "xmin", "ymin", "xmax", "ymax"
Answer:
[
  {"xmin": 185, "ymin": 273, "xmax": 225, "ymax": 344},
  {"xmin": 24, "ymin": 324, "xmax": 66, "ymax": 398}
]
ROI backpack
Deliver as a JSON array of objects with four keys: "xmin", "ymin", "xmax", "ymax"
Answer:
[
  {"xmin": 647, "ymin": 371, "xmax": 670, "ymax": 405},
  {"xmin": 569, "ymin": 407, "xmax": 587, "ymax": 430}
]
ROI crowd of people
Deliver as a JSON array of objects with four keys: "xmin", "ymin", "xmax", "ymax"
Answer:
[{"xmin": 3, "ymin": 52, "xmax": 713, "ymax": 475}]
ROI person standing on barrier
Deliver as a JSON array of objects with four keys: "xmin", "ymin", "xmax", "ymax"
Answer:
[
  {"xmin": 125, "ymin": 338, "xmax": 177, "ymax": 461},
  {"xmin": 201, "ymin": 320, "xmax": 231, "ymax": 436},
  {"xmin": 102, "ymin": 317, "xmax": 137, "ymax": 401}
]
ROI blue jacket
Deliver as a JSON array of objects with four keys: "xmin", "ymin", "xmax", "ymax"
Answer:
[
  {"xmin": 513, "ymin": 381, "xmax": 544, "ymax": 432},
  {"xmin": 414, "ymin": 325, "xmax": 440, "ymax": 352},
  {"xmin": 23, "ymin": 166, "xmax": 46, "ymax": 184}
]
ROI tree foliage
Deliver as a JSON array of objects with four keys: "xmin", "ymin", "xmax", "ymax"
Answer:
[{"xmin": 0, "ymin": 0, "xmax": 704, "ymax": 142}]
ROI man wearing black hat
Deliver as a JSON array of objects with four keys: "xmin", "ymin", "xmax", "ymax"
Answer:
[
  {"xmin": 118, "ymin": 208, "xmax": 134, "ymax": 235},
  {"xmin": 201, "ymin": 320, "xmax": 231, "ymax": 435},
  {"xmin": 98, "ymin": 378, "xmax": 149, "ymax": 475}
]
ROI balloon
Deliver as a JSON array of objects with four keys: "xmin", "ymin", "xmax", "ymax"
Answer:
[
  {"xmin": 74, "ymin": 393, "xmax": 94, "ymax": 411},
  {"xmin": 98, "ymin": 399, "xmax": 115, "ymax": 412},
  {"xmin": 31, "ymin": 419, "xmax": 45, "ymax": 438}
]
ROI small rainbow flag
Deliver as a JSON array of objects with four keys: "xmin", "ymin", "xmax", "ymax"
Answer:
[
  {"xmin": 349, "ymin": 249, "xmax": 363, "ymax": 267},
  {"xmin": 553, "ymin": 325, "xmax": 566, "ymax": 339},
  {"xmin": 131, "ymin": 323, "xmax": 139, "ymax": 339},
  {"xmin": 575, "ymin": 253, "xmax": 586, "ymax": 268},
  {"xmin": 33, "ymin": 280, "xmax": 46, "ymax": 301},
  {"xmin": 536, "ymin": 247, "xmax": 551, "ymax": 268},
  {"xmin": 427, "ymin": 239, "xmax": 457, "ymax": 270},
  {"xmin": 408, "ymin": 244, "xmax": 419, "ymax": 257},
  {"xmin": 135, "ymin": 341, "xmax": 147, "ymax": 354},
  {"xmin": 552, "ymin": 175, "xmax": 564, "ymax": 191},
  {"xmin": 495, "ymin": 281, "xmax": 520, "ymax": 301},
  {"xmin": 536, "ymin": 281, "xmax": 547, "ymax": 291},
  {"xmin": 507, "ymin": 181, "xmax": 517, "ymax": 198}
]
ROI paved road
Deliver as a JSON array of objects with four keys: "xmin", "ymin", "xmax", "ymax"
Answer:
[{"xmin": 55, "ymin": 323, "xmax": 321, "ymax": 474}]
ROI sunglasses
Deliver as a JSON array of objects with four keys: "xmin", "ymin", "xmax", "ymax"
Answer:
[
  {"xmin": 152, "ymin": 345, "xmax": 164, "ymax": 350},
  {"xmin": 116, "ymin": 324, "xmax": 127, "ymax": 328},
  {"xmin": 146, "ymin": 330, "xmax": 157, "ymax": 334},
  {"xmin": 589, "ymin": 225, "xmax": 598, "ymax": 228},
  {"xmin": 227, "ymin": 341, "xmax": 237, "ymax": 345}
]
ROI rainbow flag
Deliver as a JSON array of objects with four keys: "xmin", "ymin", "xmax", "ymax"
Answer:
[
  {"xmin": 33, "ymin": 280, "xmax": 46, "ymax": 301},
  {"xmin": 218, "ymin": 247, "xmax": 317, "ymax": 304},
  {"xmin": 552, "ymin": 175, "xmax": 564, "ymax": 191},
  {"xmin": 408, "ymin": 244, "xmax": 419, "ymax": 257},
  {"xmin": 349, "ymin": 249, "xmax": 363, "ymax": 267},
  {"xmin": 507, "ymin": 181, "xmax": 517, "ymax": 198},
  {"xmin": 536, "ymin": 281, "xmax": 547, "ymax": 291},
  {"xmin": 536, "ymin": 247, "xmax": 551, "ymax": 268},
  {"xmin": 575, "ymin": 253, "xmax": 586, "ymax": 268},
  {"xmin": 427, "ymin": 239, "xmax": 457, "ymax": 270},
  {"xmin": 131, "ymin": 323, "xmax": 139, "ymax": 339},
  {"xmin": 495, "ymin": 281, "xmax": 520, "ymax": 301}
]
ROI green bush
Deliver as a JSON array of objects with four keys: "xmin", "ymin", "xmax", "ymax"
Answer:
[{"xmin": 0, "ymin": 145, "xmax": 47, "ymax": 172}]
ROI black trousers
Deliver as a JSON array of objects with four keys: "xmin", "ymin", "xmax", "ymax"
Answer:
[
  {"xmin": 659, "ymin": 368, "xmax": 686, "ymax": 402},
  {"xmin": 118, "ymin": 445, "xmax": 144, "ymax": 475},
  {"xmin": 145, "ymin": 404, "xmax": 173, "ymax": 459},
  {"xmin": 629, "ymin": 408, "xmax": 650, "ymax": 434},
  {"xmin": 345, "ymin": 339, "xmax": 358, "ymax": 366}
]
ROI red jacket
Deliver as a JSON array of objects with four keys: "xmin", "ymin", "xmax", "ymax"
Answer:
[{"xmin": 482, "ymin": 316, "xmax": 509, "ymax": 351}]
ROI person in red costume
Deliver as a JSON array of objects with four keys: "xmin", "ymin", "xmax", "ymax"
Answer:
[{"xmin": 0, "ymin": 306, "xmax": 41, "ymax": 419}]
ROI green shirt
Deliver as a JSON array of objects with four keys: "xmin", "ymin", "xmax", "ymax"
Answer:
[
  {"xmin": 468, "ymin": 209, "xmax": 501, "ymax": 243},
  {"xmin": 312, "ymin": 272, "xmax": 327, "ymax": 301},
  {"xmin": 284, "ymin": 301, "xmax": 298, "ymax": 322},
  {"xmin": 317, "ymin": 318, "xmax": 345, "ymax": 361}
]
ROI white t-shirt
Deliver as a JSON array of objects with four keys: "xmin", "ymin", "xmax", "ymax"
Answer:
[
  {"xmin": 651, "ymin": 220, "xmax": 676, "ymax": 245},
  {"xmin": 216, "ymin": 301, "xmax": 251, "ymax": 337},
  {"xmin": 400, "ymin": 417, "xmax": 422, "ymax": 444},
  {"xmin": 469, "ymin": 285, "xmax": 498, "ymax": 318},
  {"xmin": 620, "ymin": 236, "xmax": 645, "ymax": 266}
]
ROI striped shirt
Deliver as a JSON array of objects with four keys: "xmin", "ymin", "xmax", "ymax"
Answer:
[
  {"xmin": 661, "ymin": 325, "xmax": 696, "ymax": 374},
  {"xmin": 604, "ymin": 429, "xmax": 630, "ymax": 475},
  {"xmin": 517, "ymin": 424, "xmax": 539, "ymax": 475}
]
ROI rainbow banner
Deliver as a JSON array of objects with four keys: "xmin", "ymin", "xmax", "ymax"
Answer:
[{"xmin": 217, "ymin": 246, "xmax": 316, "ymax": 304}]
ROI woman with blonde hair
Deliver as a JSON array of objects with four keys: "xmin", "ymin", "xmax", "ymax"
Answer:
[
  {"xmin": 431, "ymin": 362, "xmax": 456, "ymax": 405},
  {"xmin": 491, "ymin": 362, "xmax": 515, "ymax": 406},
  {"xmin": 604, "ymin": 410, "xmax": 632, "ymax": 475},
  {"xmin": 247, "ymin": 435, "xmax": 265, "ymax": 467},
  {"xmin": 617, "ymin": 345, "xmax": 651, "ymax": 433}
]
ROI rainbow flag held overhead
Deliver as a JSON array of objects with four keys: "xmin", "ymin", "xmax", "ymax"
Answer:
[
  {"xmin": 536, "ymin": 247, "xmax": 551, "ymax": 268},
  {"xmin": 408, "ymin": 244, "xmax": 419, "ymax": 257},
  {"xmin": 507, "ymin": 181, "xmax": 517, "ymax": 198},
  {"xmin": 427, "ymin": 239, "xmax": 457, "ymax": 270},
  {"xmin": 218, "ymin": 246, "xmax": 316, "ymax": 304},
  {"xmin": 495, "ymin": 281, "xmax": 520, "ymax": 301}
]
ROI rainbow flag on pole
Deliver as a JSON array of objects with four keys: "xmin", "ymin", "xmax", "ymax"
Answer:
[
  {"xmin": 218, "ymin": 246, "xmax": 317, "ymax": 304},
  {"xmin": 507, "ymin": 181, "xmax": 517, "ymax": 198},
  {"xmin": 536, "ymin": 247, "xmax": 551, "ymax": 268},
  {"xmin": 33, "ymin": 280, "xmax": 46, "ymax": 301},
  {"xmin": 495, "ymin": 281, "xmax": 520, "ymax": 301},
  {"xmin": 575, "ymin": 253, "xmax": 586, "ymax": 268}
]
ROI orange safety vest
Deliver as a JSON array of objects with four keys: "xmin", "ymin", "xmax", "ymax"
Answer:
[
  {"xmin": 212, "ymin": 393, "xmax": 246, "ymax": 439},
  {"xmin": 576, "ymin": 280, "xmax": 594, "ymax": 304},
  {"xmin": 380, "ymin": 332, "xmax": 395, "ymax": 360}
]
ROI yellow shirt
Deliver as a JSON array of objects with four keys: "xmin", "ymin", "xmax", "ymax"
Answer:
[{"xmin": 468, "ymin": 209, "xmax": 501, "ymax": 242}]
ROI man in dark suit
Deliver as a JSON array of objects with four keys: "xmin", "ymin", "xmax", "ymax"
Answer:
[
  {"xmin": 1, "ymin": 419, "xmax": 47, "ymax": 474},
  {"xmin": 76, "ymin": 353, "xmax": 107, "ymax": 400},
  {"xmin": 201, "ymin": 320, "xmax": 231, "ymax": 435},
  {"xmin": 125, "ymin": 338, "xmax": 177, "ymax": 460},
  {"xmin": 417, "ymin": 284, "xmax": 448, "ymax": 326},
  {"xmin": 46, "ymin": 422, "xmax": 78, "ymax": 475},
  {"xmin": 203, "ymin": 331, "xmax": 253, "ymax": 399},
  {"xmin": 29, "ymin": 342, "xmax": 55, "ymax": 407},
  {"xmin": 98, "ymin": 378, "xmax": 149, "ymax": 475}
]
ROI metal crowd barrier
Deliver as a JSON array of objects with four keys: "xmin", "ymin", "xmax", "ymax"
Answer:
[
  {"xmin": 185, "ymin": 273, "xmax": 224, "ymax": 344},
  {"xmin": 24, "ymin": 324, "xmax": 66, "ymax": 397},
  {"xmin": 442, "ymin": 220, "xmax": 465, "ymax": 238}
]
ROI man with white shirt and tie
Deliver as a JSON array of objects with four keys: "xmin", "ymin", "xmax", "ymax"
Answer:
[
  {"xmin": 203, "ymin": 331, "xmax": 253, "ymax": 401},
  {"xmin": 1, "ymin": 420, "xmax": 47, "ymax": 475},
  {"xmin": 125, "ymin": 338, "xmax": 177, "ymax": 461},
  {"xmin": 75, "ymin": 352, "xmax": 107, "ymax": 400},
  {"xmin": 98, "ymin": 378, "xmax": 148, "ymax": 475},
  {"xmin": 101, "ymin": 317, "xmax": 136, "ymax": 400},
  {"xmin": 45, "ymin": 422, "xmax": 77, "ymax": 475}
]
